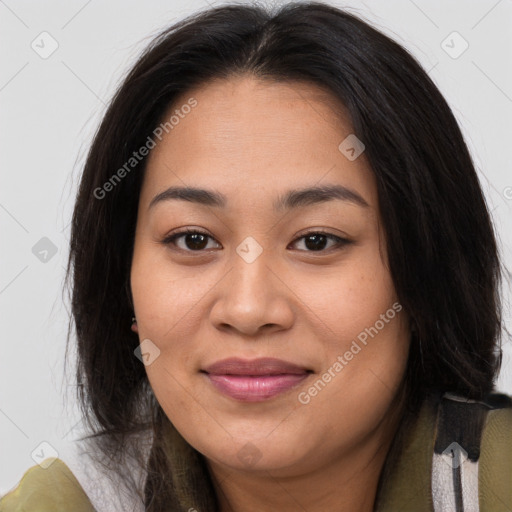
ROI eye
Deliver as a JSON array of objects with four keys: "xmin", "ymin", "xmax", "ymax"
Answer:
[
  {"xmin": 161, "ymin": 228, "xmax": 351, "ymax": 253},
  {"xmin": 289, "ymin": 230, "xmax": 351, "ymax": 252},
  {"xmin": 161, "ymin": 228, "xmax": 220, "ymax": 252}
]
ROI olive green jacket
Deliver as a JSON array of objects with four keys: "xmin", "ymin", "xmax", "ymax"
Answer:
[{"xmin": 1, "ymin": 392, "xmax": 511, "ymax": 511}]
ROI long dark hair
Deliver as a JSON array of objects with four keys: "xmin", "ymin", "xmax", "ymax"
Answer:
[{"xmin": 65, "ymin": 2, "xmax": 504, "ymax": 510}]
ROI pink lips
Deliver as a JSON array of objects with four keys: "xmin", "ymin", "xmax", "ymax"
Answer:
[{"xmin": 202, "ymin": 357, "xmax": 311, "ymax": 402}]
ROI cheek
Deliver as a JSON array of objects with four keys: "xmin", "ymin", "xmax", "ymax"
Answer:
[
  {"xmin": 130, "ymin": 240, "xmax": 205, "ymax": 333},
  {"xmin": 297, "ymin": 244, "xmax": 397, "ymax": 342},
  {"xmin": 130, "ymin": 241, "xmax": 216, "ymax": 398},
  {"xmin": 295, "ymin": 243, "xmax": 408, "ymax": 400}
]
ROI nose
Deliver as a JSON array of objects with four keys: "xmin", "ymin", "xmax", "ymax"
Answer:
[{"xmin": 208, "ymin": 243, "xmax": 294, "ymax": 337}]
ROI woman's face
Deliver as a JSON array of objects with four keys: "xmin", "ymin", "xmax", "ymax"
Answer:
[{"xmin": 130, "ymin": 75, "xmax": 411, "ymax": 477}]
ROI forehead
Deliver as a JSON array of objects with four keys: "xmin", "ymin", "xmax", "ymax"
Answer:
[{"xmin": 140, "ymin": 75, "xmax": 377, "ymax": 210}]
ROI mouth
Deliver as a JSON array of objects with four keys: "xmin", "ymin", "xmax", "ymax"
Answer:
[{"xmin": 201, "ymin": 357, "xmax": 313, "ymax": 402}]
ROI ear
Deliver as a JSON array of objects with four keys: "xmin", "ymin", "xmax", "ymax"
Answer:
[{"xmin": 131, "ymin": 319, "xmax": 139, "ymax": 334}]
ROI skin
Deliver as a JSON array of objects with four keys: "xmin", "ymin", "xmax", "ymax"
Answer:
[{"xmin": 130, "ymin": 74, "xmax": 411, "ymax": 512}]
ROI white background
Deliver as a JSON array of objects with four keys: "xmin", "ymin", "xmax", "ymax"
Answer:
[{"xmin": 1, "ymin": 0, "xmax": 511, "ymax": 494}]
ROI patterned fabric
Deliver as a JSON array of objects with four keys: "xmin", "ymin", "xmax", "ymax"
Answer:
[{"xmin": 432, "ymin": 393, "xmax": 489, "ymax": 512}]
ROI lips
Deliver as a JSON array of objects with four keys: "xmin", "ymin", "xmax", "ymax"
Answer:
[
  {"xmin": 201, "ymin": 357, "xmax": 312, "ymax": 402},
  {"xmin": 202, "ymin": 357, "xmax": 311, "ymax": 376}
]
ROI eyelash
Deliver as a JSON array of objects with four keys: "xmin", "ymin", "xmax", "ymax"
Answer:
[{"xmin": 160, "ymin": 228, "xmax": 351, "ymax": 254}]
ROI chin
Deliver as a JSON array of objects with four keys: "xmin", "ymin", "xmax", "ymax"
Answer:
[{"xmin": 200, "ymin": 435, "xmax": 311, "ymax": 475}]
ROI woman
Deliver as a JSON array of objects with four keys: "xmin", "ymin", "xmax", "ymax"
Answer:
[{"xmin": 2, "ymin": 2, "xmax": 511, "ymax": 511}]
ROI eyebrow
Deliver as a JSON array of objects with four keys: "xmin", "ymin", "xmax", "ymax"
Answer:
[{"xmin": 148, "ymin": 184, "xmax": 369, "ymax": 211}]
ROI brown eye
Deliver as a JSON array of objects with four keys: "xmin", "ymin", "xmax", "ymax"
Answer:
[
  {"xmin": 289, "ymin": 231, "xmax": 351, "ymax": 252},
  {"xmin": 162, "ymin": 229, "xmax": 351, "ymax": 254},
  {"xmin": 162, "ymin": 229, "xmax": 220, "ymax": 252}
]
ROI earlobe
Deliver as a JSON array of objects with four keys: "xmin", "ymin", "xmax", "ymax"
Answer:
[{"xmin": 131, "ymin": 317, "xmax": 139, "ymax": 333}]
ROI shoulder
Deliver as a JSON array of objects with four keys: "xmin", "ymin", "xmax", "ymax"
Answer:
[
  {"xmin": 0, "ymin": 458, "xmax": 95, "ymax": 512},
  {"xmin": 478, "ymin": 395, "xmax": 512, "ymax": 509},
  {"xmin": 375, "ymin": 391, "xmax": 512, "ymax": 511}
]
